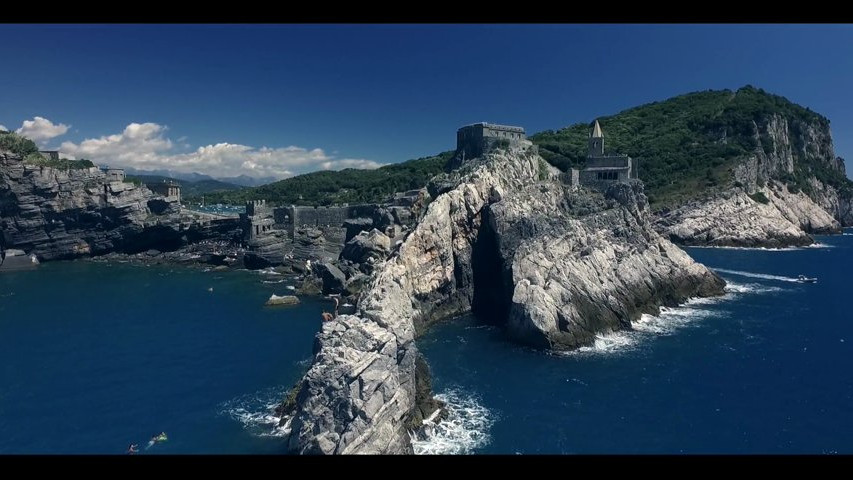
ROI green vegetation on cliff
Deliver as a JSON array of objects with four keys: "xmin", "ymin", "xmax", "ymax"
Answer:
[
  {"xmin": 23, "ymin": 153, "xmax": 94, "ymax": 170},
  {"xmin": 1, "ymin": 131, "xmax": 94, "ymax": 169},
  {"xmin": 531, "ymin": 86, "xmax": 850, "ymax": 208},
  {"xmin": 193, "ymin": 151, "xmax": 454, "ymax": 206},
  {"xmin": 0, "ymin": 131, "xmax": 39, "ymax": 157}
]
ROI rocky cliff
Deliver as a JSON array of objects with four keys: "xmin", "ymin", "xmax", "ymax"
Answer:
[
  {"xmin": 654, "ymin": 112, "xmax": 849, "ymax": 247},
  {"xmin": 0, "ymin": 152, "xmax": 236, "ymax": 260},
  {"xmin": 531, "ymin": 87, "xmax": 853, "ymax": 248},
  {"xmin": 482, "ymin": 181, "xmax": 724, "ymax": 349},
  {"xmin": 279, "ymin": 142, "xmax": 725, "ymax": 454},
  {"xmin": 654, "ymin": 182, "xmax": 839, "ymax": 248}
]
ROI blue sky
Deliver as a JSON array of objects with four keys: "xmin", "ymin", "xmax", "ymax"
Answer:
[{"xmin": 2, "ymin": 24, "xmax": 852, "ymax": 179}]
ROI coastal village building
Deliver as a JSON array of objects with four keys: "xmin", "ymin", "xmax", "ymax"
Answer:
[
  {"xmin": 103, "ymin": 168, "xmax": 126, "ymax": 183},
  {"xmin": 240, "ymin": 200, "xmax": 276, "ymax": 240},
  {"xmin": 456, "ymin": 122, "xmax": 526, "ymax": 159},
  {"xmin": 147, "ymin": 180, "xmax": 182, "ymax": 203},
  {"xmin": 38, "ymin": 151, "xmax": 60, "ymax": 162}
]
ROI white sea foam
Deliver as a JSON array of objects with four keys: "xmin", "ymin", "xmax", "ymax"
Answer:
[
  {"xmin": 687, "ymin": 245, "xmax": 801, "ymax": 251},
  {"xmin": 220, "ymin": 385, "xmax": 289, "ymax": 437},
  {"xmin": 411, "ymin": 389, "xmax": 494, "ymax": 455},
  {"xmin": 557, "ymin": 297, "xmax": 731, "ymax": 356},
  {"xmin": 262, "ymin": 279, "xmax": 285, "ymax": 284},
  {"xmin": 257, "ymin": 267, "xmax": 282, "ymax": 276}
]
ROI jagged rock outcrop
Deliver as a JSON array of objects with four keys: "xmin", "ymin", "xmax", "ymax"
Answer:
[
  {"xmin": 280, "ymin": 144, "xmax": 542, "ymax": 454},
  {"xmin": 243, "ymin": 232, "xmax": 288, "ymax": 268},
  {"xmin": 655, "ymin": 112, "xmax": 850, "ymax": 247},
  {"xmin": 315, "ymin": 262, "xmax": 347, "ymax": 295},
  {"xmin": 654, "ymin": 182, "xmax": 840, "ymax": 248},
  {"xmin": 0, "ymin": 152, "xmax": 236, "ymax": 260},
  {"xmin": 340, "ymin": 229, "xmax": 391, "ymax": 264},
  {"xmin": 735, "ymin": 113, "xmax": 852, "ymax": 224},
  {"xmin": 483, "ymin": 181, "xmax": 725, "ymax": 349},
  {"xmin": 280, "ymin": 143, "xmax": 725, "ymax": 454}
]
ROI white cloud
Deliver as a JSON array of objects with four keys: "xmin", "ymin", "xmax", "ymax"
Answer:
[
  {"xmin": 0, "ymin": 124, "xmax": 8, "ymax": 132},
  {"xmin": 57, "ymin": 121, "xmax": 381, "ymax": 179},
  {"xmin": 16, "ymin": 116, "xmax": 70, "ymax": 143}
]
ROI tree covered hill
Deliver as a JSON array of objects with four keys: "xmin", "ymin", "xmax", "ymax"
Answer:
[
  {"xmin": 531, "ymin": 86, "xmax": 851, "ymax": 208},
  {"xmin": 7, "ymin": 86, "xmax": 850, "ymax": 211},
  {"xmin": 192, "ymin": 151, "xmax": 454, "ymax": 206}
]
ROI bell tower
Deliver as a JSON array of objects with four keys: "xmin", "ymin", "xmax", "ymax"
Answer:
[{"xmin": 588, "ymin": 119, "xmax": 604, "ymax": 157}]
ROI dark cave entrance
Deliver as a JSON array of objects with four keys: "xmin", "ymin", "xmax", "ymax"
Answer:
[{"xmin": 471, "ymin": 207, "xmax": 512, "ymax": 326}]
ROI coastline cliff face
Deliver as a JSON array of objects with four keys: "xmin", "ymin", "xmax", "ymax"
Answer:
[
  {"xmin": 280, "ymin": 143, "xmax": 725, "ymax": 454},
  {"xmin": 654, "ymin": 184, "xmax": 838, "ymax": 248},
  {"xmin": 532, "ymin": 87, "xmax": 853, "ymax": 248},
  {"xmin": 0, "ymin": 152, "xmax": 233, "ymax": 260},
  {"xmin": 654, "ymin": 113, "xmax": 847, "ymax": 247},
  {"xmin": 280, "ymin": 144, "xmax": 542, "ymax": 454},
  {"xmin": 483, "ymin": 181, "xmax": 724, "ymax": 349}
]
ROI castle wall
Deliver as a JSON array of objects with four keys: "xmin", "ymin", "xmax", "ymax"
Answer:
[
  {"xmin": 457, "ymin": 123, "xmax": 526, "ymax": 159},
  {"xmin": 275, "ymin": 204, "xmax": 380, "ymax": 234}
]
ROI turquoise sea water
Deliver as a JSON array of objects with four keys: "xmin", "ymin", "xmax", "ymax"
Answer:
[{"xmin": 1, "ymin": 231, "xmax": 850, "ymax": 454}]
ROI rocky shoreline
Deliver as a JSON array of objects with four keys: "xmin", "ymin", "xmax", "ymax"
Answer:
[
  {"xmin": 653, "ymin": 182, "xmax": 840, "ymax": 249},
  {"xmin": 0, "ymin": 152, "xmax": 241, "ymax": 262},
  {"xmin": 276, "ymin": 142, "xmax": 726, "ymax": 454}
]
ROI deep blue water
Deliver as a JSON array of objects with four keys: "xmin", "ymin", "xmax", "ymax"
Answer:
[
  {"xmin": 0, "ymin": 262, "xmax": 323, "ymax": 454},
  {"xmin": 416, "ymin": 231, "xmax": 853, "ymax": 454},
  {"xmin": 1, "ymin": 231, "xmax": 851, "ymax": 454}
]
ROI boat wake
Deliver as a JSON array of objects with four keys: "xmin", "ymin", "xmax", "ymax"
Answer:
[
  {"xmin": 411, "ymin": 389, "xmax": 494, "ymax": 455},
  {"xmin": 219, "ymin": 385, "xmax": 289, "ymax": 437},
  {"xmin": 712, "ymin": 268, "xmax": 801, "ymax": 283}
]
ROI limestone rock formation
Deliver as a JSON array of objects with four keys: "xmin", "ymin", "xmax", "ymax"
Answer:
[
  {"xmin": 280, "ymin": 142, "xmax": 724, "ymax": 454},
  {"xmin": 315, "ymin": 262, "xmax": 347, "ymax": 295},
  {"xmin": 654, "ymin": 183, "xmax": 840, "ymax": 248},
  {"xmin": 265, "ymin": 294, "xmax": 300, "ymax": 306},
  {"xmin": 0, "ymin": 152, "xmax": 236, "ymax": 260},
  {"xmin": 484, "ymin": 182, "xmax": 725, "ymax": 349},
  {"xmin": 656, "ymin": 112, "xmax": 850, "ymax": 247},
  {"xmin": 340, "ymin": 229, "xmax": 391, "ymax": 264}
]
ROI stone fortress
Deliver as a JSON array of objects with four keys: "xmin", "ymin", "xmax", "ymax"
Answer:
[
  {"xmin": 456, "ymin": 122, "xmax": 527, "ymax": 160},
  {"xmin": 455, "ymin": 119, "xmax": 634, "ymax": 189}
]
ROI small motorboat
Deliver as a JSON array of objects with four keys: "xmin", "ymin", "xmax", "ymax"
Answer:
[{"xmin": 797, "ymin": 275, "xmax": 817, "ymax": 283}]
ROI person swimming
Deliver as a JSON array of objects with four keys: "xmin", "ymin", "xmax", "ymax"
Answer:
[{"xmin": 126, "ymin": 443, "xmax": 139, "ymax": 455}]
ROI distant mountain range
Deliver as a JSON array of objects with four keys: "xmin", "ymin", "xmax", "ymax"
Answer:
[
  {"xmin": 123, "ymin": 168, "xmax": 276, "ymax": 187},
  {"xmin": 124, "ymin": 174, "xmax": 244, "ymax": 197}
]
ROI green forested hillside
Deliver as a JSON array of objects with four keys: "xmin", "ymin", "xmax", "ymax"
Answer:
[
  {"xmin": 193, "ymin": 151, "xmax": 454, "ymax": 206},
  {"xmin": 126, "ymin": 175, "xmax": 242, "ymax": 197},
  {"xmin": 531, "ymin": 86, "xmax": 849, "ymax": 208}
]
